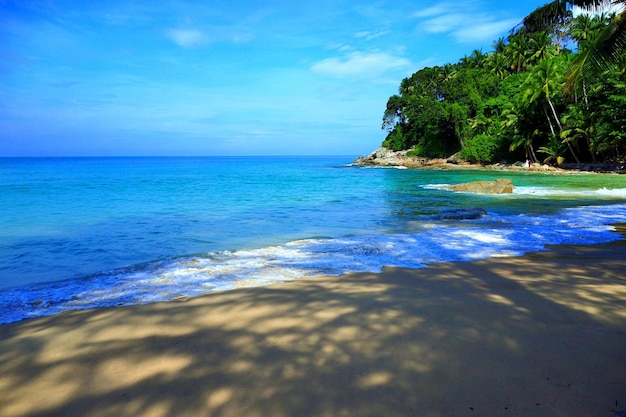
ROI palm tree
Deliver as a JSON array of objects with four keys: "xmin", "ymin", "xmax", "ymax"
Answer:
[
  {"xmin": 486, "ymin": 52, "xmax": 510, "ymax": 80},
  {"xmin": 561, "ymin": 121, "xmax": 597, "ymax": 161},
  {"xmin": 502, "ymin": 99, "xmax": 539, "ymax": 161},
  {"xmin": 523, "ymin": 57, "xmax": 582, "ymax": 162},
  {"xmin": 492, "ymin": 37, "xmax": 507, "ymax": 54},
  {"xmin": 524, "ymin": 0, "xmax": 626, "ymax": 90},
  {"xmin": 470, "ymin": 49, "xmax": 488, "ymax": 69},
  {"xmin": 528, "ymin": 32, "xmax": 559, "ymax": 64},
  {"xmin": 569, "ymin": 13, "xmax": 602, "ymax": 45},
  {"xmin": 506, "ymin": 34, "xmax": 531, "ymax": 73},
  {"xmin": 437, "ymin": 63, "xmax": 458, "ymax": 83}
]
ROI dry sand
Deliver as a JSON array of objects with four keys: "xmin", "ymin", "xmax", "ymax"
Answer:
[{"xmin": 1, "ymin": 236, "xmax": 625, "ymax": 417}]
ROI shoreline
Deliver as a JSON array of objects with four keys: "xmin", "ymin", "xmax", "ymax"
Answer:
[
  {"xmin": 1, "ymin": 230, "xmax": 625, "ymax": 416},
  {"xmin": 354, "ymin": 147, "xmax": 626, "ymax": 174}
]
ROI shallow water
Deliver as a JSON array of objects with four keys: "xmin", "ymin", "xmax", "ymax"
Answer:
[{"xmin": 1, "ymin": 156, "xmax": 625, "ymax": 324}]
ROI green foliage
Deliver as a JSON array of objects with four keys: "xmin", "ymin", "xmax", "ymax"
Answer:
[
  {"xmin": 382, "ymin": 125, "xmax": 411, "ymax": 151},
  {"xmin": 378, "ymin": 1, "xmax": 626, "ymax": 164},
  {"xmin": 538, "ymin": 135, "xmax": 565, "ymax": 164},
  {"xmin": 458, "ymin": 134, "xmax": 506, "ymax": 164}
]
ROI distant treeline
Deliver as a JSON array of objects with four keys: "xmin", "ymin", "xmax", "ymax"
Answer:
[{"xmin": 381, "ymin": 1, "xmax": 626, "ymax": 164}]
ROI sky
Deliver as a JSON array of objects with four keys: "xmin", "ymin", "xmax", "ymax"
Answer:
[{"xmin": 0, "ymin": 0, "xmax": 551, "ymax": 157}]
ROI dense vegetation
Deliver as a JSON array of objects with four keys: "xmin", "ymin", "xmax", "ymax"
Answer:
[{"xmin": 381, "ymin": 1, "xmax": 626, "ymax": 165}]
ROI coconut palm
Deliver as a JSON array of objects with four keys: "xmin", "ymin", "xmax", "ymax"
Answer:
[
  {"xmin": 528, "ymin": 32, "xmax": 559, "ymax": 64},
  {"xmin": 437, "ymin": 63, "xmax": 458, "ymax": 83},
  {"xmin": 485, "ymin": 52, "xmax": 510, "ymax": 80},
  {"xmin": 569, "ymin": 13, "xmax": 605, "ymax": 45},
  {"xmin": 492, "ymin": 37, "xmax": 507, "ymax": 54},
  {"xmin": 524, "ymin": 0, "xmax": 626, "ymax": 90},
  {"xmin": 506, "ymin": 34, "xmax": 532, "ymax": 73},
  {"xmin": 470, "ymin": 49, "xmax": 488, "ymax": 69},
  {"xmin": 523, "ymin": 56, "xmax": 582, "ymax": 162},
  {"xmin": 502, "ymin": 99, "xmax": 539, "ymax": 162}
]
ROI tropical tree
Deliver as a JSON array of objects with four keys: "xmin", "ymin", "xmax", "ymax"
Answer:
[
  {"xmin": 506, "ymin": 34, "xmax": 532, "ymax": 73},
  {"xmin": 502, "ymin": 98, "xmax": 539, "ymax": 162},
  {"xmin": 492, "ymin": 37, "xmax": 507, "ymax": 54},
  {"xmin": 485, "ymin": 52, "xmax": 510, "ymax": 80},
  {"xmin": 523, "ymin": 55, "xmax": 582, "ymax": 162},
  {"xmin": 569, "ymin": 13, "xmax": 605, "ymax": 45},
  {"xmin": 525, "ymin": 0, "xmax": 626, "ymax": 90},
  {"xmin": 528, "ymin": 31, "xmax": 559, "ymax": 64},
  {"xmin": 561, "ymin": 115, "xmax": 596, "ymax": 161},
  {"xmin": 378, "ymin": 0, "xmax": 626, "ymax": 165},
  {"xmin": 437, "ymin": 63, "xmax": 458, "ymax": 83}
]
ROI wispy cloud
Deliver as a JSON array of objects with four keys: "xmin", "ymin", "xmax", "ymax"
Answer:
[
  {"xmin": 414, "ymin": 2, "xmax": 520, "ymax": 44},
  {"xmin": 165, "ymin": 28, "xmax": 207, "ymax": 48},
  {"xmin": 453, "ymin": 18, "xmax": 519, "ymax": 44},
  {"xmin": 420, "ymin": 13, "xmax": 465, "ymax": 33},
  {"xmin": 310, "ymin": 50, "xmax": 411, "ymax": 78},
  {"xmin": 354, "ymin": 29, "xmax": 390, "ymax": 41},
  {"xmin": 165, "ymin": 26, "xmax": 254, "ymax": 47},
  {"xmin": 413, "ymin": 3, "xmax": 456, "ymax": 18}
]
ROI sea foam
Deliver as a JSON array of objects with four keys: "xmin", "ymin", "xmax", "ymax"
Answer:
[{"xmin": 1, "ymin": 203, "xmax": 624, "ymax": 325}]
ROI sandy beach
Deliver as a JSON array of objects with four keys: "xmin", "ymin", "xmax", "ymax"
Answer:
[{"xmin": 1, "ymin": 233, "xmax": 625, "ymax": 417}]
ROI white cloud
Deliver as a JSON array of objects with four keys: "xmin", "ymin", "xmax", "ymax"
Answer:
[
  {"xmin": 354, "ymin": 30, "xmax": 390, "ymax": 41},
  {"xmin": 413, "ymin": 3, "xmax": 456, "ymax": 18},
  {"xmin": 451, "ymin": 18, "xmax": 520, "ymax": 44},
  {"xmin": 165, "ymin": 27, "xmax": 254, "ymax": 47},
  {"xmin": 413, "ymin": 2, "xmax": 520, "ymax": 44},
  {"xmin": 310, "ymin": 51, "xmax": 411, "ymax": 78},
  {"xmin": 421, "ymin": 13, "xmax": 465, "ymax": 33},
  {"xmin": 166, "ymin": 29, "xmax": 207, "ymax": 48}
]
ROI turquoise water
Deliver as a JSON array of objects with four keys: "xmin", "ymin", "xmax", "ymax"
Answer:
[{"xmin": 1, "ymin": 156, "xmax": 625, "ymax": 324}]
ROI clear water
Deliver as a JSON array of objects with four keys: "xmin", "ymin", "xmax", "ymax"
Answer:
[{"xmin": 1, "ymin": 156, "xmax": 625, "ymax": 324}]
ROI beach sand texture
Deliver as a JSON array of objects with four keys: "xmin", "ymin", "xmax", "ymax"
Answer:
[{"xmin": 1, "ymin": 238, "xmax": 625, "ymax": 417}]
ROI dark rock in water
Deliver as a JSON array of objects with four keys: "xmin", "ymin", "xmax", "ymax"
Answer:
[
  {"xmin": 446, "ymin": 179, "xmax": 514, "ymax": 194},
  {"xmin": 434, "ymin": 208, "xmax": 487, "ymax": 220}
]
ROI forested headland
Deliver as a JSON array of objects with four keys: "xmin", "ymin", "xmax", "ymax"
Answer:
[{"xmin": 380, "ymin": 1, "xmax": 626, "ymax": 166}]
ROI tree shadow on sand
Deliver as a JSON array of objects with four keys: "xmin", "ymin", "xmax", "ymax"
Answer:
[{"xmin": 1, "ymin": 240, "xmax": 625, "ymax": 417}]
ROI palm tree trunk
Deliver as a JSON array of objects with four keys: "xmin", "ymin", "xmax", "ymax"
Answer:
[
  {"xmin": 547, "ymin": 97, "xmax": 580, "ymax": 163},
  {"xmin": 543, "ymin": 105, "xmax": 556, "ymax": 137},
  {"xmin": 546, "ymin": 97, "xmax": 562, "ymax": 131},
  {"xmin": 528, "ymin": 143, "xmax": 539, "ymax": 162}
]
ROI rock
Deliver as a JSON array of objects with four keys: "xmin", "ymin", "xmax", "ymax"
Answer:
[
  {"xmin": 446, "ymin": 153, "xmax": 462, "ymax": 164},
  {"xmin": 434, "ymin": 208, "xmax": 487, "ymax": 220},
  {"xmin": 353, "ymin": 147, "xmax": 405, "ymax": 166},
  {"xmin": 445, "ymin": 179, "xmax": 514, "ymax": 194}
]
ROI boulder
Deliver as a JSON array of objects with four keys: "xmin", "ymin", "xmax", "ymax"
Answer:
[
  {"xmin": 446, "ymin": 153, "xmax": 462, "ymax": 164},
  {"xmin": 353, "ymin": 147, "xmax": 404, "ymax": 166},
  {"xmin": 445, "ymin": 179, "xmax": 514, "ymax": 194},
  {"xmin": 434, "ymin": 208, "xmax": 487, "ymax": 220}
]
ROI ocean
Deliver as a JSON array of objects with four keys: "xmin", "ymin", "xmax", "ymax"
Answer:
[{"xmin": 1, "ymin": 156, "xmax": 625, "ymax": 324}]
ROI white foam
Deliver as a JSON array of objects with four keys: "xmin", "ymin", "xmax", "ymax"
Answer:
[
  {"xmin": 2, "ymin": 203, "xmax": 625, "ymax": 325},
  {"xmin": 426, "ymin": 183, "xmax": 626, "ymax": 199},
  {"xmin": 422, "ymin": 184, "xmax": 449, "ymax": 190},
  {"xmin": 594, "ymin": 188, "xmax": 626, "ymax": 198},
  {"xmin": 514, "ymin": 186, "xmax": 626, "ymax": 199}
]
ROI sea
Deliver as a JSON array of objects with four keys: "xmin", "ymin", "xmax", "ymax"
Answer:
[{"xmin": 1, "ymin": 156, "xmax": 625, "ymax": 325}]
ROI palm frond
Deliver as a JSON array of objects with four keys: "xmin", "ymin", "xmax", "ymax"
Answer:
[
  {"xmin": 565, "ymin": 8, "xmax": 626, "ymax": 92},
  {"xmin": 522, "ymin": 0, "xmax": 570, "ymax": 33}
]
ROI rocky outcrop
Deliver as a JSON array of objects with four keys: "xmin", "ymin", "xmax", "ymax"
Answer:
[
  {"xmin": 434, "ymin": 208, "xmax": 487, "ymax": 220},
  {"xmin": 353, "ymin": 147, "xmax": 405, "ymax": 166},
  {"xmin": 445, "ymin": 179, "xmax": 514, "ymax": 194},
  {"xmin": 353, "ymin": 147, "xmax": 453, "ymax": 168},
  {"xmin": 353, "ymin": 147, "xmax": 566, "ymax": 172}
]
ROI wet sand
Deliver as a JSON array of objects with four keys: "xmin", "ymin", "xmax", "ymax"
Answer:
[{"xmin": 1, "ymin": 234, "xmax": 625, "ymax": 417}]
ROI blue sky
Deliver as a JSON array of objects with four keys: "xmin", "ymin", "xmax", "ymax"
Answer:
[{"xmin": 1, "ymin": 0, "xmax": 549, "ymax": 156}]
